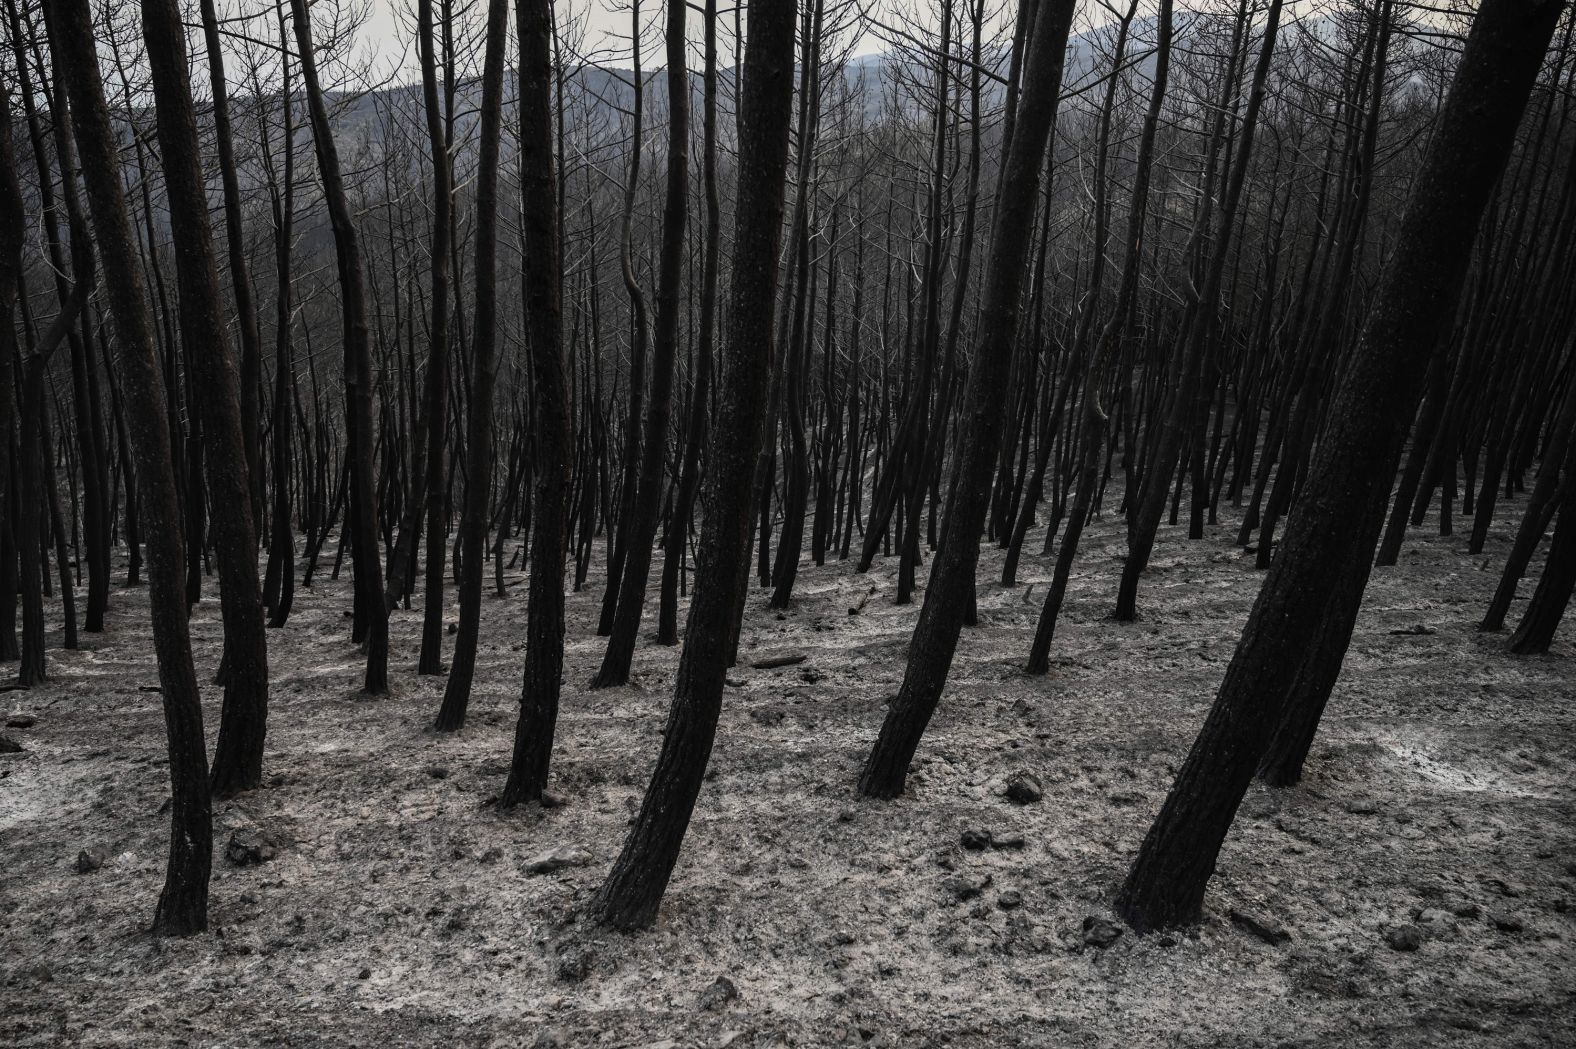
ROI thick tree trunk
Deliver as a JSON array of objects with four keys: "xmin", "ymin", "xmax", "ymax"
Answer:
[
  {"xmin": 144, "ymin": 0, "xmax": 271, "ymax": 799},
  {"xmin": 1114, "ymin": 0, "xmax": 1565, "ymax": 933},
  {"xmin": 858, "ymin": 0, "xmax": 1078, "ymax": 799},
  {"xmin": 589, "ymin": 0, "xmax": 796, "ymax": 930},
  {"xmin": 54, "ymin": 0, "xmax": 214, "ymax": 934},
  {"xmin": 501, "ymin": 0, "xmax": 571, "ymax": 805}
]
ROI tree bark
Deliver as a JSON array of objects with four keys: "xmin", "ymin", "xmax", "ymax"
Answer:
[
  {"xmin": 1114, "ymin": 0, "xmax": 1566, "ymax": 933},
  {"xmin": 589, "ymin": 0, "xmax": 797, "ymax": 930}
]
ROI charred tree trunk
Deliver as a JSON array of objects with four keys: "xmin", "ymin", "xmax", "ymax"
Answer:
[
  {"xmin": 1114, "ymin": 0, "xmax": 1565, "ymax": 932},
  {"xmin": 144, "ymin": 0, "xmax": 271, "ymax": 798},
  {"xmin": 500, "ymin": 0, "xmax": 571, "ymax": 805},
  {"xmin": 858, "ymin": 0, "xmax": 1078, "ymax": 798},
  {"xmin": 55, "ymin": 0, "xmax": 214, "ymax": 934},
  {"xmin": 589, "ymin": 0, "xmax": 796, "ymax": 930},
  {"xmin": 434, "ymin": 0, "xmax": 509, "ymax": 730}
]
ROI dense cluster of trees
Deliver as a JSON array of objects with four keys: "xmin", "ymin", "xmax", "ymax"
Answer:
[{"xmin": 1, "ymin": 0, "xmax": 1571, "ymax": 935}]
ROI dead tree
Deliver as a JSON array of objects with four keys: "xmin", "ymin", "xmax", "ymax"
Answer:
[
  {"xmin": 290, "ymin": 0, "xmax": 390, "ymax": 695},
  {"xmin": 435, "ymin": 0, "xmax": 510, "ymax": 730},
  {"xmin": 501, "ymin": 0, "xmax": 572, "ymax": 806},
  {"xmin": 589, "ymin": 0, "xmax": 798, "ymax": 930},
  {"xmin": 858, "ymin": 0, "xmax": 1079, "ymax": 799},
  {"xmin": 1114, "ymin": 0, "xmax": 1567, "ymax": 933},
  {"xmin": 54, "ymin": 0, "xmax": 214, "ymax": 934},
  {"xmin": 143, "ymin": 0, "xmax": 271, "ymax": 797},
  {"xmin": 593, "ymin": 0, "xmax": 691, "ymax": 687}
]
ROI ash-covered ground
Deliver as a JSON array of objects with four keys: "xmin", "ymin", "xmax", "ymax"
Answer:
[{"xmin": 3, "ymin": 501, "xmax": 1573, "ymax": 1047}]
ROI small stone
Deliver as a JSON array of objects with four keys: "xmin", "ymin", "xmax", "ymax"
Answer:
[
  {"xmin": 0, "ymin": 735, "xmax": 23, "ymax": 754},
  {"xmin": 1157, "ymin": 935, "xmax": 1178, "ymax": 948},
  {"xmin": 1083, "ymin": 915, "xmax": 1123, "ymax": 948},
  {"xmin": 75, "ymin": 847, "xmax": 109, "ymax": 874},
  {"xmin": 6, "ymin": 715, "xmax": 36, "ymax": 729},
  {"xmin": 225, "ymin": 829, "xmax": 277, "ymax": 867},
  {"xmin": 1385, "ymin": 925, "xmax": 1423, "ymax": 952},
  {"xmin": 357, "ymin": 967, "xmax": 372, "ymax": 980},
  {"xmin": 425, "ymin": 766, "xmax": 450, "ymax": 780},
  {"xmin": 555, "ymin": 949, "xmax": 593, "ymax": 983},
  {"xmin": 523, "ymin": 846, "xmax": 593, "ymax": 875},
  {"xmin": 997, "ymin": 890, "xmax": 1023, "ymax": 911},
  {"xmin": 945, "ymin": 874, "xmax": 992, "ymax": 902},
  {"xmin": 836, "ymin": 808, "xmax": 855, "ymax": 823},
  {"xmin": 1490, "ymin": 912, "xmax": 1523, "ymax": 933},
  {"xmin": 1230, "ymin": 908, "xmax": 1291, "ymax": 946},
  {"xmin": 1345, "ymin": 798, "xmax": 1380, "ymax": 815},
  {"xmin": 989, "ymin": 832, "xmax": 1027, "ymax": 850},
  {"xmin": 1004, "ymin": 771, "xmax": 1043, "ymax": 805},
  {"xmin": 960, "ymin": 829, "xmax": 991, "ymax": 851},
  {"xmin": 1452, "ymin": 901, "xmax": 1481, "ymax": 919},
  {"xmin": 725, "ymin": 676, "xmax": 746, "ymax": 688},
  {"xmin": 697, "ymin": 974, "xmax": 738, "ymax": 1012}
]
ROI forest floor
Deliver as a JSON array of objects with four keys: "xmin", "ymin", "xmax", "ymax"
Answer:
[{"xmin": 2, "ymin": 498, "xmax": 1574, "ymax": 1048}]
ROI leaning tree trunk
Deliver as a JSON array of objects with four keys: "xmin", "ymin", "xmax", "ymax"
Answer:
[
  {"xmin": 53, "ymin": 0, "xmax": 214, "ymax": 934},
  {"xmin": 858, "ymin": 0, "xmax": 1078, "ymax": 799},
  {"xmin": 589, "ymin": 0, "xmax": 797, "ymax": 930},
  {"xmin": 1114, "ymin": 0, "xmax": 1566, "ymax": 933}
]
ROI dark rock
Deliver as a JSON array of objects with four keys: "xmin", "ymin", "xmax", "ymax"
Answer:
[
  {"xmin": 1230, "ymin": 908, "xmax": 1291, "ymax": 946},
  {"xmin": 1004, "ymin": 771, "xmax": 1043, "ymax": 805},
  {"xmin": 997, "ymin": 891, "xmax": 1023, "ymax": 911},
  {"xmin": 523, "ymin": 846, "xmax": 593, "ymax": 875},
  {"xmin": 358, "ymin": 967, "xmax": 373, "ymax": 980},
  {"xmin": 945, "ymin": 874, "xmax": 992, "ymax": 903},
  {"xmin": 989, "ymin": 832, "xmax": 1027, "ymax": 850},
  {"xmin": 0, "ymin": 735, "xmax": 23, "ymax": 754},
  {"xmin": 225, "ymin": 830, "xmax": 277, "ymax": 867},
  {"xmin": 425, "ymin": 766, "xmax": 450, "ymax": 780},
  {"xmin": 1452, "ymin": 902, "xmax": 1481, "ymax": 919},
  {"xmin": 6, "ymin": 715, "xmax": 36, "ymax": 729},
  {"xmin": 75, "ymin": 847, "xmax": 109, "ymax": 874},
  {"xmin": 698, "ymin": 974, "xmax": 738, "ymax": 1012},
  {"xmin": 555, "ymin": 949, "xmax": 593, "ymax": 984},
  {"xmin": 1385, "ymin": 925, "xmax": 1423, "ymax": 952},
  {"xmin": 1083, "ymin": 915, "xmax": 1123, "ymax": 948},
  {"xmin": 1389, "ymin": 624, "xmax": 1436, "ymax": 636},
  {"xmin": 1490, "ymin": 912, "xmax": 1523, "ymax": 933},
  {"xmin": 960, "ymin": 829, "xmax": 991, "ymax": 851}
]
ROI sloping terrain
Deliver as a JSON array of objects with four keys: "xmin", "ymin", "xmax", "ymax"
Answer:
[{"xmin": 3, "ymin": 502, "xmax": 1573, "ymax": 1047}]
